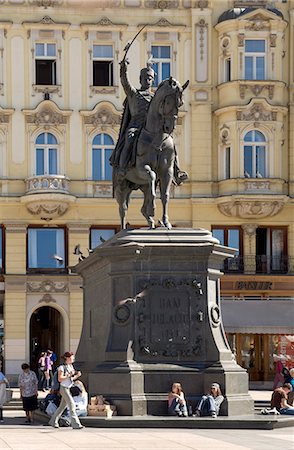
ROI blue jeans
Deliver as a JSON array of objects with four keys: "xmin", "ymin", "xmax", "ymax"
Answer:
[
  {"xmin": 197, "ymin": 395, "xmax": 217, "ymax": 416},
  {"xmin": 168, "ymin": 398, "xmax": 188, "ymax": 416},
  {"xmin": 280, "ymin": 407, "xmax": 294, "ymax": 415}
]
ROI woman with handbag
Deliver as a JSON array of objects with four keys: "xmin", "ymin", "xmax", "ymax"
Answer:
[
  {"xmin": 18, "ymin": 363, "xmax": 38, "ymax": 424},
  {"xmin": 0, "ymin": 365, "xmax": 9, "ymax": 422}
]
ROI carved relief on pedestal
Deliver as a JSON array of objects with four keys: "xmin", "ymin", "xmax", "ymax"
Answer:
[{"xmin": 218, "ymin": 200, "xmax": 285, "ymax": 218}]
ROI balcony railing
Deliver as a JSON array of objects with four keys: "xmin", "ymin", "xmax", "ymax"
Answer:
[
  {"xmin": 224, "ymin": 255, "xmax": 294, "ymax": 275},
  {"xmin": 25, "ymin": 175, "xmax": 70, "ymax": 195}
]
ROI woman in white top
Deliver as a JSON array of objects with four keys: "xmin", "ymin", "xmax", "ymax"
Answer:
[
  {"xmin": 167, "ymin": 382, "xmax": 188, "ymax": 417},
  {"xmin": 48, "ymin": 352, "xmax": 84, "ymax": 429}
]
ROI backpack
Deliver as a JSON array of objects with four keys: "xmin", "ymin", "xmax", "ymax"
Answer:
[{"xmin": 51, "ymin": 365, "xmax": 66, "ymax": 392}]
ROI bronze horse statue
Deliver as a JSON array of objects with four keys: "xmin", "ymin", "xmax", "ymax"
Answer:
[{"xmin": 113, "ymin": 76, "xmax": 189, "ymax": 230}]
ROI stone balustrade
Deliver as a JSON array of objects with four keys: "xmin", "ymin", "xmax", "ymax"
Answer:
[{"xmin": 25, "ymin": 175, "xmax": 70, "ymax": 195}]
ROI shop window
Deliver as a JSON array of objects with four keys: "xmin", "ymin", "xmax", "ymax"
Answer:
[
  {"xmin": 244, "ymin": 40, "xmax": 265, "ymax": 80},
  {"xmin": 93, "ymin": 45, "xmax": 114, "ymax": 86},
  {"xmin": 35, "ymin": 132, "xmax": 58, "ymax": 175},
  {"xmin": 28, "ymin": 227, "xmax": 65, "ymax": 270},
  {"xmin": 35, "ymin": 43, "xmax": 57, "ymax": 85},
  {"xmin": 244, "ymin": 130, "xmax": 266, "ymax": 178},
  {"xmin": 90, "ymin": 228, "xmax": 117, "ymax": 249},
  {"xmin": 212, "ymin": 226, "xmax": 243, "ymax": 272},
  {"xmin": 151, "ymin": 45, "xmax": 171, "ymax": 87},
  {"xmin": 92, "ymin": 133, "xmax": 113, "ymax": 181},
  {"xmin": 256, "ymin": 227, "xmax": 287, "ymax": 273}
]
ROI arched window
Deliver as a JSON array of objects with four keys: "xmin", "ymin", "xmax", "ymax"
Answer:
[
  {"xmin": 92, "ymin": 133, "xmax": 113, "ymax": 181},
  {"xmin": 35, "ymin": 132, "xmax": 58, "ymax": 175},
  {"xmin": 244, "ymin": 130, "xmax": 266, "ymax": 178}
]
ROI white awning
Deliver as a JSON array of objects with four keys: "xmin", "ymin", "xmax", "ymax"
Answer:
[{"xmin": 221, "ymin": 299, "xmax": 294, "ymax": 334}]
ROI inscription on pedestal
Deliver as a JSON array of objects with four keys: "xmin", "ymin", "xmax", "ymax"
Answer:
[{"xmin": 135, "ymin": 277, "xmax": 204, "ymax": 360}]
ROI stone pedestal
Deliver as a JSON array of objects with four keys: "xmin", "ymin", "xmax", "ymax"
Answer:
[{"xmin": 75, "ymin": 228, "xmax": 253, "ymax": 416}]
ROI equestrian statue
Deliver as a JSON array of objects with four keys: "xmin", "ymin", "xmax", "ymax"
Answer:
[{"xmin": 110, "ymin": 38, "xmax": 189, "ymax": 230}]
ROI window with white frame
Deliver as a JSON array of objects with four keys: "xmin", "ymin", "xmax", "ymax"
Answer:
[
  {"xmin": 92, "ymin": 133, "xmax": 113, "ymax": 181},
  {"xmin": 35, "ymin": 43, "xmax": 57, "ymax": 85},
  {"xmin": 151, "ymin": 45, "xmax": 171, "ymax": 87},
  {"xmin": 28, "ymin": 227, "xmax": 65, "ymax": 269},
  {"xmin": 35, "ymin": 132, "xmax": 58, "ymax": 175},
  {"xmin": 93, "ymin": 45, "xmax": 114, "ymax": 86},
  {"xmin": 244, "ymin": 40, "xmax": 266, "ymax": 80},
  {"xmin": 244, "ymin": 130, "xmax": 266, "ymax": 178},
  {"xmin": 90, "ymin": 227, "xmax": 117, "ymax": 249}
]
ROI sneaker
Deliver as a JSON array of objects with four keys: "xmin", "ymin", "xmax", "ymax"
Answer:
[
  {"xmin": 195, "ymin": 410, "xmax": 201, "ymax": 417},
  {"xmin": 261, "ymin": 408, "xmax": 269, "ymax": 415},
  {"xmin": 211, "ymin": 412, "xmax": 217, "ymax": 418}
]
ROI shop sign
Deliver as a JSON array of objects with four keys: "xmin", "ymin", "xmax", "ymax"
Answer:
[{"xmin": 236, "ymin": 281, "xmax": 272, "ymax": 290}]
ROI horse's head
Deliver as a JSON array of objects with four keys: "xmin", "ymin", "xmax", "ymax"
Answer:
[{"xmin": 156, "ymin": 77, "xmax": 189, "ymax": 134}]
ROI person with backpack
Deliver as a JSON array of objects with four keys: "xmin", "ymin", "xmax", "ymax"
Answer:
[{"xmin": 48, "ymin": 352, "xmax": 84, "ymax": 429}]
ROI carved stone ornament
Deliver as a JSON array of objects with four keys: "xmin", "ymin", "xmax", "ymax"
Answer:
[
  {"xmin": 245, "ymin": 180, "xmax": 270, "ymax": 191},
  {"xmin": 239, "ymin": 84, "xmax": 274, "ymax": 100},
  {"xmin": 84, "ymin": 107, "xmax": 121, "ymax": 127},
  {"xmin": 210, "ymin": 305, "xmax": 221, "ymax": 327},
  {"xmin": 238, "ymin": 33, "xmax": 245, "ymax": 47},
  {"xmin": 26, "ymin": 201, "xmax": 69, "ymax": 217},
  {"xmin": 138, "ymin": 277, "xmax": 203, "ymax": 295},
  {"xmin": 27, "ymin": 279, "xmax": 68, "ymax": 293},
  {"xmin": 40, "ymin": 16, "xmax": 56, "ymax": 24},
  {"xmin": 27, "ymin": 108, "xmax": 67, "ymax": 126},
  {"xmin": 245, "ymin": 19, "xmax": 270, "ymax": 31},
  {"xmin": 218, "ymin": 200, "xmax": 285, "ymax": 218},
  {"xmin": 96, "ymin": 17, "xmax": 116, "ymax": 26},
  {"xmin": 113, "ymin": 302, "xmax": 132, "ymax": 326},
  {"xmin": 236, "ymin": 104, "xmax": 277, "ymax": 121},
  {"xmin": 29, "ymin": 0, "xmax": 61, "ymax": 7},
  {"xmin": 241, "ymin": 223, "xmax": 258, "ymax": 237},
  {"xmin": 145, "ymin": 0, "xmax": 179, "ymax": 9},
  {"xmin": 197, "ymin": 0, "xmax": 208, "ymax": 9},
  {"xmin": 270, "ymin": 33, "xmax": 277, "ymax": 47},
  {"xmin": 39, "ymin": 294, "xmax": 56, "ymax": 304}
]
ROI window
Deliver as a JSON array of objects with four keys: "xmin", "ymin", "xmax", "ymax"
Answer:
[
  {"xmin": 0, "ymin": 227, "xmax": 3, "ymax": 274},
  {"xmin": 90, "ymin": 228, "xmax": 116, "ymax": 249},
  {"xmin": 212, "ymin": 226, "xmax": 243, "ymax": 272},
  {"xmin": 151, "ymin": 45, "xmax": 171, "ymax": 87},
  {"xmin": 244, "ymin": 40, "xmax": 265, "ymax": 80},
  {"xmin": 35, "ymin": 43, "xmax": 57, "ymax": 85},
  {"xmin": 256, "ymin": 227, "xmax": 287, "ymax": 273},
  {"xmin": 244, "ymin": 130, "xmax": 266, "ymax": 178},
  {"xmin": 93, "ymin": 45, "xmax": 114, "ymax": 86},
  {"xmin": 28, "ymin": 228, "xmax": 65, "ymax": 270},
  {"xmin": 35, "ymin": 133, "xmax": 58, "ymax": 175},
  {"xmin": 224, "ymin": 58, "xmax": 231, "ymax": 82},
  {"xmin": 92, "ymin": 133, "xmax": 114, "ymax": 181},
  {"xmin": 225, "ymin": 147, "xmax": 231, "ymax": 180}
]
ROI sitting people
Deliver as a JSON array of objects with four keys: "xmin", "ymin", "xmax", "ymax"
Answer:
[
  {"xmin": 70, "ymin": 381, "xmax": 88, "ymax": 417},
  {"xmin": 196, "ymin": 383, "xmax": 224, "ymax": 418},
  {"xmin": 271, "ymin": 383, "xmax": 294, "ymax": 415},
  {"xmin": 167, "ymin": 382, "xmax": 188, "ymax": 417}
]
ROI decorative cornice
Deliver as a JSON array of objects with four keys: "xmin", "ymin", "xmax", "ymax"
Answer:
[
  {"xmin": 22, "ymin": 16, "xmax": 70, "ymax": 30},
  {"xmin": 23, "ymin": 100, "xmax": 72, "ymax": 126},
  {"xmin": 29, "ymin": 0, "xmax": 62, "ymax": 7},
  {"xmin": 80, "ymin": 103, "xmax": 121, "ymax": 129},
  {"xmin": 138, "ymin": 18, "xmax": 186, "ymax": 30},
  {"xmin": 81, "ymin": 17, "xmax": 127, "ymax": 31},
  {"xmin": 4, "ymin": 222, "xmax": 27, "ymax": 233}
]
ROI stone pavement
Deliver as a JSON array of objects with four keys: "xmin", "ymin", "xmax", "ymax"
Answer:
[{"xmin": 0, "ymin": 389, "xmax": 293, "ymax": 450}]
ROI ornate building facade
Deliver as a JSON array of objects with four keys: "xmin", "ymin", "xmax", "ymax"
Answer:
[{"xmin": 0, "ymin": 0, "xmax": 293, "ymax": 383}]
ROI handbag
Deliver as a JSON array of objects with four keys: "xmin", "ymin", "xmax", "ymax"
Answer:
[
  {"xmin": 5, "ymin": 385, "xmax": 13, "ymax": 404},
  {"xmin": 45, "ymin": 400, "xmax": 57, "ymax": 416}
]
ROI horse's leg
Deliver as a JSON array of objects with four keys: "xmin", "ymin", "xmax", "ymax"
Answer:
[
  {"xmin": 140, "ymin": 185, "xmax": 155, "ymax": 229},
  {"xmin": 159, "ymin": 170, "xmax": 173, "ymax": 229},
  {"xmin": 115, "ymin": 183, "xmax": 131, "ymax": 230}
]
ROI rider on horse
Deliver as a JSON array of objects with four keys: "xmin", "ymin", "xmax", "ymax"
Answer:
[{"xmin": 110, "ymin": 57, "xmax": 188, "ymax": 186}]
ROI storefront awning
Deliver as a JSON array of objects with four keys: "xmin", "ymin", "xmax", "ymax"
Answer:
[{"xmin": 221, "ymin": 299, "xmax": 294, "ymax": 334}]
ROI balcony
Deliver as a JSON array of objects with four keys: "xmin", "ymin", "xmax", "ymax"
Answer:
[
  {"xmin": 21, "ymin": 175, "xmax": 76, "ymax": 219},
  {"xmin": 223, "ymin": 255, "xmax": 294, "ymax": 275}
]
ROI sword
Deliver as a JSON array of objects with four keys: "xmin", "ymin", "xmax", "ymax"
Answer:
[{"xmin": 122, "ymin": 24, "xmax": 147, "ymax": 63}]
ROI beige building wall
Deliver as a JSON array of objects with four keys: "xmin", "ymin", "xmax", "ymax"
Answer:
[{"xmin": 0, "ymin": 0, "xmax": 292, "ymax": 380}]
